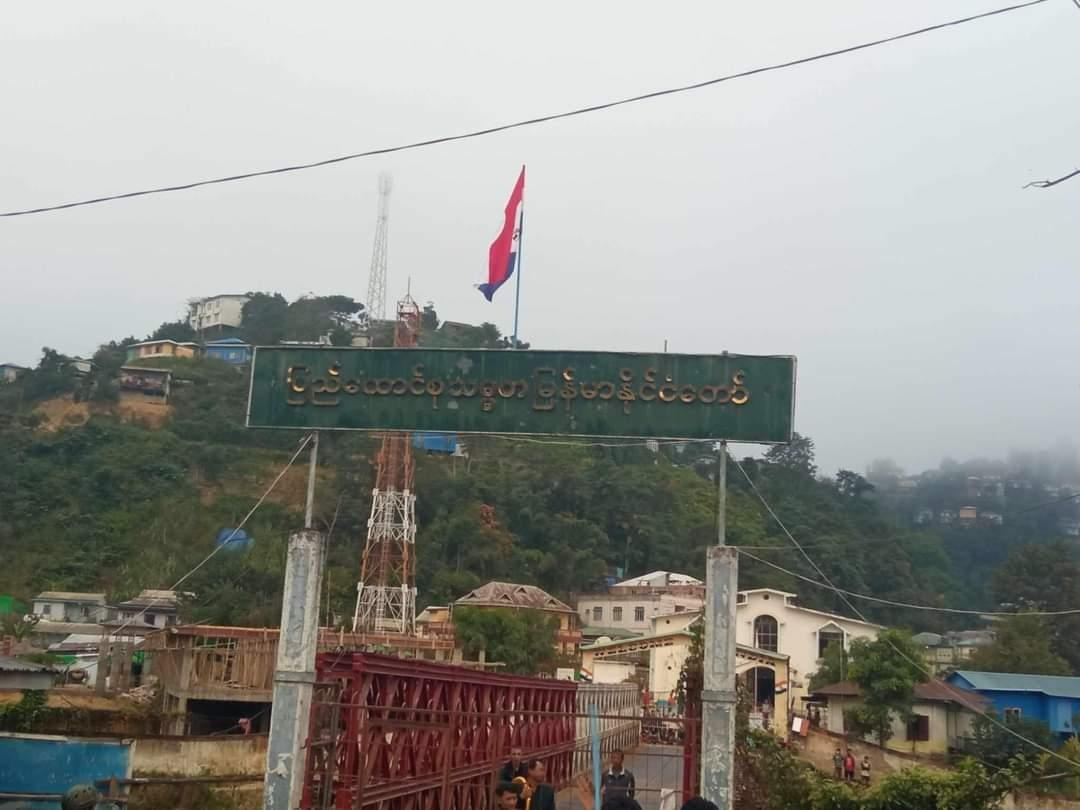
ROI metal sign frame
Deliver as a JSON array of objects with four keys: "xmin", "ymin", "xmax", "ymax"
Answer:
[{"xmin": 246, "ymin": 346, "xmax": 796, "ymax": 443}]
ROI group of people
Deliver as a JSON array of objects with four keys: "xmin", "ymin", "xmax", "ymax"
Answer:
[
  {"xmin": 832, "ymin": 748, "xmax": 871, "ymax": 785},
  {"xmin": 496, "ymin": 748, "xmax": 639, "ymax": 810}
]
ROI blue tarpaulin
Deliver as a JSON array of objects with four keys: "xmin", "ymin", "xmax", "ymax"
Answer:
[
  {"xmin": 0, "ymin": 732, "xmax": 131, "ymax": 808},
  {"xmin": 411, "ymin": 433, "xmax": 458, "ymax": 454}
]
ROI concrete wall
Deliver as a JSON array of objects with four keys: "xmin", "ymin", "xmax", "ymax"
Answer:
[
  {"xmin": 0, "ymin": 671, "xmax": 55, "ymax": 690},
  {"xmin": 131, "ymin": 734, "xmax": 268, "ymax": 777},
  {"xmin": 592, "ymin": 661, "xmax": 636, "ymax": 685}
]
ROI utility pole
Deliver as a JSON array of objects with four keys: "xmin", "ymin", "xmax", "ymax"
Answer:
[
  {"xmin": 701, "ymin": 441, "xmax": 737, "ymax": 810},
  {"xmin": 264, "ymin": 436, "xmax": 324, "ymax": 810}
]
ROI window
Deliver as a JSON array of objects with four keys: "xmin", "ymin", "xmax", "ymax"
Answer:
[
  {"xmin": 675, "ymin": 605, "xmax": 686, "ymax": 613},
  {"xmin": 818, "ymin": 627, "xmax": 845, "ymax": 659},
  {"xmin": 634, "ymin": 606, "xmax": 645, "ymax": 622},
  {"xmin": 1004, "ymin": 707, "xmax": 1022, "ymax": 723},
  {"xmin": 906, "ymin": 714, "xmax": 930, "ymax": 742},
  {"xmin": 81, "ymin": 606, "xmax": 90, "ymax": 618},
  {"xmin": 753, "ymin": 615, "xmax": 778, "ymax": 652},
  {"xmin": 737, "ymin": 593, "xmax": 747, "ymax": 604},
  {"xmin": 593, "ymin": 606, "xmax": 603, "ymax": 622},
  {"xmin": 612, "ymin": 607, "xmax": 623, "ymax": 622},
  {"xmin": 41, "ymin": 604, "xmax": 51, "ymax": 616}
]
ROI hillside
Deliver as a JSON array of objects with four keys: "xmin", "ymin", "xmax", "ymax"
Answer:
[{"xmin": 1, "ymin": 297, "xmax": 1077, "ymax": 660}]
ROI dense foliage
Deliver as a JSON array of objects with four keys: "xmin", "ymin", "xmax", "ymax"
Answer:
[
  {"xmin": 2, "ymin": 295, "xmax": 1080, "ymax": 653},
  {"xmin": 451, "ymin": 606, "xmax": 559, "ymax": 674}
]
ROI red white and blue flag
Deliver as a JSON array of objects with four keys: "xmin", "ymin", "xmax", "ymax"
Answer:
[{"xmin": 478, "ymin": 167, "xmax": 525, "ymax": 301}]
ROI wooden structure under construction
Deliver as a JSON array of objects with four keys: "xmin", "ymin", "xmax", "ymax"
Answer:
[{"xmin": 145, "ymin": 624, "xmax": 454, "ymax": 734}]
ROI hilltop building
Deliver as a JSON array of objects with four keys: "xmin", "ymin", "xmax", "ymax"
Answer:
[
  {"xmin": 0, "ymin": 363, "xmax": 28, "ymax": 383},
  {"xmin": 125, "ymin": 339, "xmax": 198, "ymax": 363},
  {"xmin": 188, "ymin": 294, "xmax": 249, "ymax": 335},
  {"xmin": 203, "ymin": 337, "xmax": 252, "ymax": 366}
]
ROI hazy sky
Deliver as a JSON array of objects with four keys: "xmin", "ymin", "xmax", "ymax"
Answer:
[{"xmin": 2, "ymin": 1, "xmax": 1078, "ymax": 475}]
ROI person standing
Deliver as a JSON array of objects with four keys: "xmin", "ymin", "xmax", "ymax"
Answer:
[
  {"xmin": 860, "ymin": 755, "xmax": 871, "ymax": 786},
  {"xmin": 499, "ymin": 746, "xmax": 528, "ymax": 782},
  {"xmin": 832, "ymin": 748, "xmax": 844, "ymax": 780},
  {"xmin": 843, "ymin": 750, "xmax": 856, "ymax": 782},
  {"xmin": 601, "ymin": 750, "xmax": 635, "ymax": 801},
  {"xmin": 519, "ymin": 759, "xmax": 555, "ymax": 810}
]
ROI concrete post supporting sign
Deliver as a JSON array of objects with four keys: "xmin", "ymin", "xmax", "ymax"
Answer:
[
  {"xmin": 701, "ymin": 444, "xmax": 737, "ymax": 809},
  {"xmin": 263, "ymin": 529, "xmax": 325, "ymax": 810}
]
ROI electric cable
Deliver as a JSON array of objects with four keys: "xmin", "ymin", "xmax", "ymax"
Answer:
[
  {"xmin": 0, "ymin": 0, "xmax": 1052, "ymax": 218},
  {"xmin": 731, "ymin": 455, "xmax": 1080, "ymax": 769},
  {"xmin": 737, "ymin": 548, "xmax": 1080, "ymax": 616},
  {"xmin": 110, "ymin": 433, "xmax": 314, "ymax": 636}
]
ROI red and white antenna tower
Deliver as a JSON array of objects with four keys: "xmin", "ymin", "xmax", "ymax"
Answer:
[{"xmin": 352, "ymin": 292, "xmax": 421, "ymax": 633}]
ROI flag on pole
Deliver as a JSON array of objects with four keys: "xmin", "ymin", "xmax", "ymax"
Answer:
[{"xmin": 478, "ymin": 167, "xmax": 525, "ymax": 302}]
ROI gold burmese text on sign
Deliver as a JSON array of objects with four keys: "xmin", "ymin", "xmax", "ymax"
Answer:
[{"xmin": 284, "ymin": 362, "xmax": 751, "ymax": 414}]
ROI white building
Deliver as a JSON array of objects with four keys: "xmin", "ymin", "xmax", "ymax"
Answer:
[
  {"xmin": 188, "ymin": 294, "xmax": 250, "ymax": 333},
  {"xmin": 736, "ymin": 588, "xmax": 881, "ymax": 703},
  {"xmin": 577, "ymin": 571, "xmax": 705, "ymax": 636},
  {"xmin": 115, "ymin": 589, "xmax": 182, "ymax": 629},
  {"xmin": 32, "ymin": 592, "xmax": 110, "ymax": 623}
]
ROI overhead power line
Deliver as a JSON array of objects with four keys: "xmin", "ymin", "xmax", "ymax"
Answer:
[
  {"xmin": 1025, "ymin": 167, "xmax": 1080, "ymax": 188},
  {"xmin": 0, "ymin": 0, "xmax": 1053, "ymax": 219},
  {"xmin": 110, "ymin": 433, "xmax": 314, "ymax": 635},
  {"xmin": 737, "ymin": 548, "xmax": 1080, "ymax": 616},
  {"xmin": 730, "ymin": 455, "xmax": 1080, "ymax": 770}
]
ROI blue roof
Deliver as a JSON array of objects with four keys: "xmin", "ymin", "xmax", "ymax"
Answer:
[
  {"xmin": 205, "ymin": 337, "xmax": 250, "ymax": 346},
  {"xmin": 951, "ymin": 671, "xmax": 1080, "ymax": 700}
]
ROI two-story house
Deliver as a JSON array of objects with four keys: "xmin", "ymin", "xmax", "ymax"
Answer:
[
  {"xmin": 115, "ymin": 589, "xmax": 182, "ymax": 629},
  {"xmin": 188, "ymin": 294, "xmax": 250, "ymax": 335},
  {"xmin": 32, "ymin": 592, "xmax": 111, "ymax": 623},
  {"xmin": 735, "ymin": 588, "xmax": 881, "ymax": 705}
]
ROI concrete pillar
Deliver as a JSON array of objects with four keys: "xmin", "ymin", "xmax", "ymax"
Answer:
[
  {"xmin": 700, "ymin": 546, "xmax": 738, "ymax": 810},
  {"xmin": 264, "ymin": 529, "xmax": 325, "ymax": 810}
]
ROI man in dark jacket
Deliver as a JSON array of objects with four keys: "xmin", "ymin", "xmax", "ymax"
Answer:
[
  {"xmin": 518, "ymin": 759, "xmax": 555, "ymax": 810},
  {"xmin": 499, "ymin": 746, "xmax": 528, "ymax": 782}
]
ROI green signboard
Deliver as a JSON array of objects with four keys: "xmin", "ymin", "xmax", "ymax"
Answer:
[{"xmin": 246, "ymin": 347, "xmax": 795, "ymax": 442}]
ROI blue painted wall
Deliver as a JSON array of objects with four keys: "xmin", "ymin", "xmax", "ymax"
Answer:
[
  {"xmin": 205, "ymin": 346, "xmax": 251, "ymax": 365},
  {"xmin": 0, "ymin": 733, "xmax": 131, "ymax": 808},
  {"xmin": 947, "ymin": 674, "xmax": 1080, "ymax": 736}
]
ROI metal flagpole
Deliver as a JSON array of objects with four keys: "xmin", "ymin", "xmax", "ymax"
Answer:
[{"xmin": 510, "ymin": 168, "xmax": 525, "ymax": 348}]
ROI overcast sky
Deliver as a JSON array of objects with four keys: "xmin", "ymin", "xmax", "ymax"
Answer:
[{"xmin": 2, "ymin": 1, "xmax": 1078, "ymax": 475}]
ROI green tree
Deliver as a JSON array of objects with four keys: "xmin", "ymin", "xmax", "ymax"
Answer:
[
  {"xmin": 451, "ymin": 606, "xmax": 558, "ymax": 675},
  {"xmin": 968, "ymin": 614, "xmax": 1070, "ymax": 676},
  {"xmin": 809, "ymin": 641, "xmax": 849, "ymax": 691},
  {"xmin": 764, "ymin": 432, "xmax": 817, "ymax": 478},
  {"xmin": 835, "ymin": 470, "xmax": 874, "ymax": 498},
  {"xmin": 150, "ymin": 319, "xmax": 196, "ymax": 342},
  {"xmin": 992, "ymin": 543, "xmax": 1080, "ymax": 673},
  {"xmin": 846, "ymin": 629, "xmax": 927, "ymax": 746},
  {"xmin": 240, "ymin": 292, "xmax": 289, "ymax": 345},
  {"xmin": 967, "ymin": 712, "xmax": 1056, "ymax": 768}
]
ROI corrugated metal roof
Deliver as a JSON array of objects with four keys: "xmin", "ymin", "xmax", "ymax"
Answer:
[
  {"xmin": 0, "ymin": 655, "xmax": 56, "ymax": 674},
  {"xmin": 952, "ymin": 671, "xmax": 1080, "ymax": 699},
  {"xmin": 810, "ymin": 679, "xmax": 991, "ymax": 713},
  {"xmin": 34, "ymin": 592, "xmax": 106, "ymax": 603}
]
